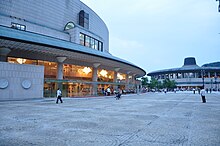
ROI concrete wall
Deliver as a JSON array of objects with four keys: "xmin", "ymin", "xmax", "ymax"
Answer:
[{"xmin": 0, "ymin": 62, "xmax": 44, "ymax": 100}]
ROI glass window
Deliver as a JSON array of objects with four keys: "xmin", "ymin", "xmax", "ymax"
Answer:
[
  {"xmin": 64, "ymin": 22, "xmax": 75, "ymax": 30},
  {"xmin": 99, "ymin": 42, "xmax": 103, "ymax": 52},
  {"xmin": 90, "ymin": 38, "xmax": 95, "ymax": 49},
  {"xmin": 98, "ymin": 69, "xmax": 114, "ymax": 82},
  {"xmin": 63, "ymin": 64, "xmax": 92, "ymax": 81},
  {"xmin": 85, "ymin": 36, "xmax": 90, "ymax": 47},
  {"xmin": 11, "ymin": 22, "xmax": 26, "ymax": 31},
  {"xmin": 79, "ymin": 10, "xmax": 89, "ymax": 29},
  {"xmin": 20, "ymin": 25, "xmax": 25, "ymax": 31},
  {"xmin": 117, "ymin": 73, "xmax": 126, "ymax": 82},
  {"xmin": 94, "ymin": 40, "xmax": 98, "ymax": 50},
  {"xmin": 79, "ymin": 33, "xmax": 103, "ymax": 51},
  {"xmin": 80, "ymin": 33, "xmax": 85, "ymax": 46}
]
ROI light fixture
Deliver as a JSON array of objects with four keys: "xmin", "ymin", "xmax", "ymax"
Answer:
[
  {"xmin": 82, "ymin": 67, "xmax": 92, "ymax": 74},
  {"xmin": 17, "ymin": 58, "xmax": 26, "ymax": 64},
  {"xmin": 100, "ymin": 69, "xmax": 108, "ymax": 77},
  {"xmin": 117, "ymin": 73, "xmax": 124, "ymax": 80}
]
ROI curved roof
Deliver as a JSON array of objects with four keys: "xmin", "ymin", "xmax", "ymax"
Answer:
[
  {"xmin": 148, "ymin": 65, "xmax": 220, "ymax": 76},
  {"xmin": 0, "ymin": 25, "xmax": 146, "ymax": 77}
]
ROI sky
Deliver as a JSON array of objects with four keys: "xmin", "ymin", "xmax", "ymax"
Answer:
[{"xmin": 81, "ymin": 0, "xmax": 220, "ymax": 75}]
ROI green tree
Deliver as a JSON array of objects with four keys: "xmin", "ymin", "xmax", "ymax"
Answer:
[
  {"xmin": 162, "ymin": 78, "xmax": 176, "ymax": 90},
  {"xmin": 141, "ymin": 76, "xmax": 149, "ymax": 87},
  {"xmin": 149, "ymin": 77, "xmax": 158, "ymax": 89}
]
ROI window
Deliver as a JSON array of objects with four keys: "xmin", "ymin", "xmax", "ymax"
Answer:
[
  {"xmin": 79, "ymin": 33, "xmax": 103, "ymax": 51},
  {"xmin": 85, "ymin": 36, "xmax": 90, "ymax": 47},
  {"xmin": 90, "ymin": 38, "xmax": 95, "ymax": 49},
  {"xmin": 64, "ymin": 22, "xmax": 75, "ymax": 31},
  {"xmin": 79, "ymin": 10, "xmax": 89, "ymax": 29},
  {"xmin": 80, "ymin": 33, "xmax": 85, "ymax": 45},
  {"xmin": 98, "ymin": 42, "xmax": 103, "ymax": 51},
  {"xmin": 11, "ymin": 22, "xmax": 26, "ymax": 31},
  {"xmin": 94, "ymin": 40, "xmax": 98, "ymax": 50}
]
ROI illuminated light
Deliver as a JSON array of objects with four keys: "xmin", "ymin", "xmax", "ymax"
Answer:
[
  {"xmin": 117, "ymin": 73, "xmax": 124, "ymax": 80},
  {"xmin": 109, "ymin": 75, "xmax": 112, "ymax": 79},
  {"xmin": 100, "ymin": 69, "xmax": 108, "ymax": 77},
  {"xmin": 17, "ymin": 58, "xmax": 26, "ymax": 64},
  {"xmin": 82, "ymin": 67, "xmax": 92, "ymax": 74}
]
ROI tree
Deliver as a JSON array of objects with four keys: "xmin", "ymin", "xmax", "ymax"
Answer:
[
  {"xmin": 141, "ymin": 76, "xmax": 149, "ymax": 87},
  {"xmin": 162, "ymin": 78, "xmax": 176, "ymax": 90},
  {"xmin": 149, "ymin": 77, "xmax": 158, "ymax": 89}
]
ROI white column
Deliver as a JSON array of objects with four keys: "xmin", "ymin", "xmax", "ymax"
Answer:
[
  {"xmin": 113, "ymin": 68, "xmax": 120, "ymax": 90},
  {"xmin": 126, "ymin": 71, "xmax": 131, "ymax": 90},
  {"xmin": 56, "ymin": 57, "xmax": 66, "ymax": 90},
  {"xmin": 56, "ymin": 57, "xmax": 66, "ymax": 80},
  {"xmin": 92, "ymin": 63, "xmax": 100, "ymax": 96}
]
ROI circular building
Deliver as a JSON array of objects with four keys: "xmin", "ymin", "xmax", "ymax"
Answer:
[
  {"xmin": 0, "ymin": 0, "xmax": 145, "ymax": 100},
  {"xmin": 147, "ymin": 57, "xmax": 220, "ymax": 91}
]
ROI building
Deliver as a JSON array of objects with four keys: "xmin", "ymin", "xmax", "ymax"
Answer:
[
  {"xmin": 0, "ymin": 0, "xmax": 145, "ymax": 100},
  {"xmin": 147, "ymin": 57, "xmax": 220, "ymax": 91}
]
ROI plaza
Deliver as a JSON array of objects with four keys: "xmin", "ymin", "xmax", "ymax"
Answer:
[{"xmin": 0, "ymin": 92, "xmax": 219, "ymax": 146}]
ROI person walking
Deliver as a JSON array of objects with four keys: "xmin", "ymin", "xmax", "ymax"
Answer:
[
  {"xmin": 56, "ymin": 88, "xmax": 63, "ymax": 104},
  {"xmin": 116, "ymin": 88, "xmax": 122, "ymax": 100},
  {"xmin": 200, "ymin": 88, "xmax": 206, "ymax": 103},
  {"xmin": 107, "ymin": 87, "xmax": 111, "ymax": 96}
]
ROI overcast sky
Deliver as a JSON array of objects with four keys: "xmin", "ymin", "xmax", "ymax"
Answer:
[{"xmin": 81, "ymin": 0, "xmax": 220, "ymax": 75}]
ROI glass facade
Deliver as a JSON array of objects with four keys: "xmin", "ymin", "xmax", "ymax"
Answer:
[
  {"xmin": 97, "ymin": 69, "xmax": 114, "ymax": 82},
  {"xmin": 79, "ymin": 33, "xmax": 103, "ymax": 51},
  {"xmin": 7, "ymin": 57, "xmax": 138, "ymax": 97},
  {"xmin": 63, "ymin": 64, "xmax": 92, "ymax": 81}
]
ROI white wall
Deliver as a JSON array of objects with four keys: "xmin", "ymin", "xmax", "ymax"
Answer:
[{"xmin": 0, "ymin": 62, "xmax": 44, "ymax": 100}]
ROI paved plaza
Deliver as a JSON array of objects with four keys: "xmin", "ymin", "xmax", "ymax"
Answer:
[{"xmin": 0, "ymin": 92, "xmax": 220, "ymax": 146}]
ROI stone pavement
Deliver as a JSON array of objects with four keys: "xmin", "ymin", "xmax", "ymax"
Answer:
[{"xmin": 0, "ymin": 92, "xmax": 220, "ymax": 146}]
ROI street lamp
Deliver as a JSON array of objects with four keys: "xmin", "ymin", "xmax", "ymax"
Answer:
[
  {"xmin": 217, "ymin": 0, "xmax": 220, "ymax": 12},
  {"xmin": 215, "ymin": 76, "xmax": 217, "ymax": 91},
  {"xmin": 201, "ymin": 70, "xmax": 205, "ymax": 89}
]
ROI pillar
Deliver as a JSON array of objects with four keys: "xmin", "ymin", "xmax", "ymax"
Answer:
[
  {"xmin": 194, "ymin": 72, "xmax": 197, "ymax": 78},
  {"xmin": 113, "ymin": 68, "xmax": 120, "ymax": 90},
  {"xmin": 125, "ymin": 71, "xmax": 131, "ymax": 90},
  {"xmin": 56, "ymin": 56, "xmax": 67, "ymax": 89},
  {"xmin": 0, "ymin": 48, "xmax": 11, "ymax": 62},
  {"xmin": 92, "ymin": 63, "xmax": 100, "ymax": 96}
]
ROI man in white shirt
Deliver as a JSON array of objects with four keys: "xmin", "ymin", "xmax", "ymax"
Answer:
[
  {"xmin": 200, "ymin": 88, "xmax": 206, "ymax": 103},
  {"xmin": 107, "ymin": 87, "xmax": 111, "ymax": 96},
  {"xmin": 56, "ymin": 88, "xmax": 63, "ymax": 104}
]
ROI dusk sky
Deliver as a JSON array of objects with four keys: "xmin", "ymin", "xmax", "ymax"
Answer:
[{"xmin": 81, "ymin": 0, "xmax": 220, "ymax": 75}]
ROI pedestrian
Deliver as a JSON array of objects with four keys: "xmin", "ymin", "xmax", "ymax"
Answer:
[
  {"xmin": 56, "ymin": 88, "xmax": 63, "ymax": 104},
  {"xmin": 193, "ymin": 88, "xmax": 195, "ymax": 94},
  {"xmin": 198, "ymin": 88, "xmax": 200, "ymax": 94},
  {"xmin": 107, "ymin": 87, "xmax": 111, "ymax": 96},
  {"xmin": 164, "ymin": 88, "xmax": 167, "ymax": 94},
  {"xmin": 200, "ymin": 88, "xmax": 206, "ymax": 103},
  {"xmin": 116, "ymin": 88, "xmax": 122, "ymax": 100}
]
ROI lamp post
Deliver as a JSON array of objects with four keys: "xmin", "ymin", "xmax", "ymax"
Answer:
[
  {"xmin": 201, "ymin": 70, "xmax": 205, "ymax": 89},
  {"xmin": 215, "ymin": 76, "xmax": 217, "ymax": 91},
  {"xmin": 217, "ymin": 0, "xmax": 220, "ymax": 12}
]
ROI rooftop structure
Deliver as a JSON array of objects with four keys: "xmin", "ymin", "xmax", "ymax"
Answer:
[{"xmin": 148, "ymin": 57, "xmax": 220, "ymax": 90}]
